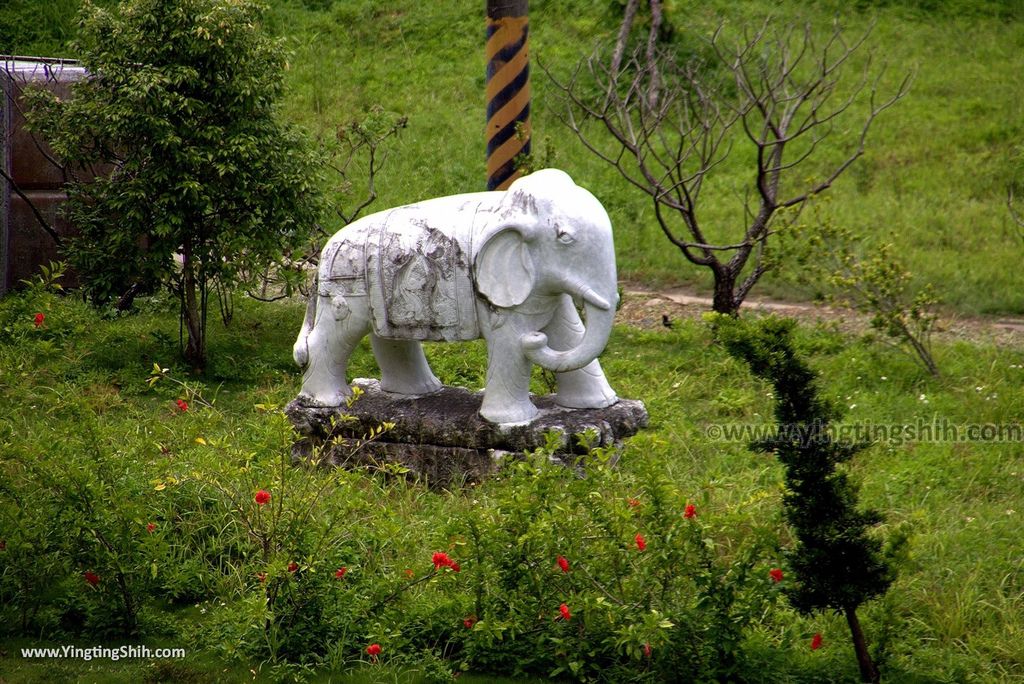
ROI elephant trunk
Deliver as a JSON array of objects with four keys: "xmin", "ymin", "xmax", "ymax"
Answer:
[{"xmin": 520, "ymin": 290, "xmax": 616, "ymax": 374}]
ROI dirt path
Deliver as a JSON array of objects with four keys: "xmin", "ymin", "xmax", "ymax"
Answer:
[{"xmin": 618, "ymin": 282, "xmax": 1024, "ymax": 346}]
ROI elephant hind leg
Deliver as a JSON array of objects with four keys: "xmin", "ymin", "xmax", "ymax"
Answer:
[
  {"xmin": 370, "ymin": 334, "xmax": 443, "ymax": 396},
  {"xmin": 297, "ymin": 294, "xmax": 370, "ymax": 407},
  {"xmin": 544, "ymin": 295, "xmax": 618, "ymax": 410}
]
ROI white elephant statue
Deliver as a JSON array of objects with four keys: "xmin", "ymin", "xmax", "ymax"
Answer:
[{"xmin": 292, "ymin": 169, "xmax": 620, "ymax": 425}]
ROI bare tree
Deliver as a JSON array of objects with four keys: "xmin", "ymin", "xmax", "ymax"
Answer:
[{"xmin": 548, "ymin": 17, "xmax": 911, "ymax": 314}]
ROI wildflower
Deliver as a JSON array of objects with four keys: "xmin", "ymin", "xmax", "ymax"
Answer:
[
  {"xmin": 769, "ymin": 567, "xmax": 784, "ymax": 583},
  {"xmin": 254, "ymin": 489, "xmax": 271, "ymax": 506},
  {"xmin": 175, "ymin": 399, "xmax": 188, "ymax": 412},
  {"xmin": 432, "ymin": 551, "xmax": 453, "ymax": 570},
  {"xmin": 146, "ymin": 522, "xmax": 156, "ymax": 534},
  {"xmin": 33, "ymin": 313, "xmax": 44, "ymax": 328},
  {"xmin": 810, "ymin": 633, "xmax": 823, "ymax": 650},
  {"xmin": 557, "ymin": 555, "xmax": 570, "ymax": 573},
  {"xmin": 643, "ymin": 643, "xmax": 652, "ymax": 659},
  {"xmin": 635, "ymin": 533, "xmax": 647, "ymax": 551},
  {"xmin": 683, "ymin": 503, "xmax": 697, "ymax": 519},
  {"xmin": 404, "ymin": 568, "xmax": 414, "ymax": 579},
  {"xmin": 463, "ymin": 616, "xmax": 477, "ymax": 629},
  {"xmin": 450, "ymin": 561, "xmax": 461, "ymax": 573},
  {"xmin": 84, "ymin": 571, "xmax": 100, "ymax": 587},
  {"xmin": 288, "ymin": 562, "xmax": 298, "ymax": 573},
  {"xmin": 558, "ymin": 603, "xmax": 572, "ymax": 621},
  {"xmin": 335, "ymin": 567, "xmax": 347, "ymax": 579},
  {"xmin": 366, "ymin": 643, "xmax": 381, "ymax": 661},
  {"xmin": 627, "ymin": 497, "xmax": 641, "ymax": 508},
  {"xmin": 257, "ymin": 572, "xmax": 267, "ymax": 583}
]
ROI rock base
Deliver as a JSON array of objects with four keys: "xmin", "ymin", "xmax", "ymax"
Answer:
[{"xmin": 285, "ymin": 379, "xmax": 649, "ymax": 488}]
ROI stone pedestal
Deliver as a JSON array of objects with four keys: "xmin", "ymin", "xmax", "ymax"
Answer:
[{"xmin": 285, "ymin": 379, "xmax": 648, "ymax": 487}]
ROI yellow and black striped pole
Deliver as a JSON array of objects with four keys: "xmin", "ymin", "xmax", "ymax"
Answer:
[{"xmin": 486, "ymin": 0, "xmax": 530, "ymax": 191}]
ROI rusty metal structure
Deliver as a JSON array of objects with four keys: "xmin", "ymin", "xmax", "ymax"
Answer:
[
  {"xmin": 485, "ymin": 0, "xmax": 531, "ymax": 191},
  {"xmin": 1, "ymin": 56, "xmax": 84, "ymax": 294}
]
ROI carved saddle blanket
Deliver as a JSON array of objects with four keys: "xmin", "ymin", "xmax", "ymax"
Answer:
[{"xmin": 321, "ymin": 201, "xmax": 482, "ymax": 341}]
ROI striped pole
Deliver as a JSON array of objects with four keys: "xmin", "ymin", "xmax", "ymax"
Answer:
[{"xmin": 486, "ymin": 0, "xmax": 530, "ymax": 191}]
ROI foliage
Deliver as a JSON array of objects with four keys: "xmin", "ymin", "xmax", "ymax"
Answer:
[
  {"xmin": 450, "ymin": 441, "xmax": 775, "ymax": 682},
  {"xmin": 785, "ymin": 204, "xmax": 942, "ymax": 376},
  {"xmin": 23, "ymin": 0, "xmax": 322, "ymax": 368},
  {"xmin": 4, "ymin": 288, "xmax": 1024, "ymax": 679},
  {"xmin": 716, "ymin": 315, "xmax": 898, "ymax": 683}
]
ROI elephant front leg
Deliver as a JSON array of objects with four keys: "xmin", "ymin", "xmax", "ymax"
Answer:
[
  {"xmin": 479, "ymin": 317, "xmax": 539, "ymax": 425},
  {"xmin": 545, "ymin": 295, "xmax": 618, "ymax": 410}
]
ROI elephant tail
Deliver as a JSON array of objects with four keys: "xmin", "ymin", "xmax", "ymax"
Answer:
[{"xmin": 293, "ymin": 272, "xmax": 318, "ymax": 368}]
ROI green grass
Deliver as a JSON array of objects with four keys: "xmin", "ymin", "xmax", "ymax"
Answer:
[
  {"xmin": 2, "ymin": 289, "xmax": 1024, "ymax": 680},
  {"xmin": 260, "ymin": 0, "xmax": 1024, "ymax": 315},
  {"xmin": 6, "ymin": 0, "xmax": 1024, "ymax": 313},
  {"xmin": 4, "ymin": 0, "xmax": 1024, "ymax": 680}
]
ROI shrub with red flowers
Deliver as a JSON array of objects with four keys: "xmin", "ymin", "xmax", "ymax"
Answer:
[{"xmin": 450, "ymin": 441, "xmax": 774, "ymax": 682}]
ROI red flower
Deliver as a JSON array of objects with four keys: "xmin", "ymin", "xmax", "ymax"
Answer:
[
  {"xmin": 558, "ymin": 603, "xmax": 572, "ymax": 621},
  {"xmin": 83, "ymin": 571, "xmax": 100, "ymax": 587},
  {"xmin": 288, "ymin": 562, "xmax": 299, "ymax": 573},
  {"xmin": 463, "ymin": 616, "xmax": 477, "ymax": 629},
  {"xmin": 335, "ymin": 567, "xmax": 347, "ymax": 579},
  {"xmin": 404, "ymin": 568, "xmax": 414, "ymax": 578},
  {"xmin": 557, "ymin": 555, "xmax": 570, "ymax": 573},
  {"xmin": 175, "ymin": 399, "xmax": 188, "ymax": 412},
  {"xmin": 146, "ymin": 522, "xmax": 156, "ymax": 534},
  {"xmin": 643, "ymin": 643, "xmax": 652, "ymax": 659},
  {"xmin": 33, "ymin": 313, "xmax": 44, "ymax": 328},
  {"xmin": 254, "ymin": 489, "xmax": 271, "ymax": 506},
  {"xmin": 810, "ymin": 633, "xmax": 823, "ymax": 650},
  {"xmin": 366, "ymin": 643, "xmax": 381, "ymax": 660},
  {"xmin": 683, "ymin": 503, "xmax": 697, "ymax": 519},
  {"xmin": 627, "ymin": 497, "xmax": 641, "ymax": 508},
  {"xmin": 635, "ymin": 533, "xmax": 647, "ymax": 551},
  {"xmin": 769, "ymin": 567, "xmax": 784, "ymax": 583},
  {"xmin": 450, "ymin": 561, "xmax": 461, "ymax": 573},
  {"xmin": 432, "ymin": 551, "xmax": 453, "ymax": 570},
  {"xmin": 257, "ymin": 572, "xmax": 267, "ymax": 583}
]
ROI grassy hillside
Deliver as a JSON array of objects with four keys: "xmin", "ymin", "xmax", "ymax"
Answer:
[{"xmin": 5, "ymin": 0, "xmax": 1024, "ymax": 314}]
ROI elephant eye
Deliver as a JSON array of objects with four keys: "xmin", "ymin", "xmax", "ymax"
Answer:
[{"xmin": 557, "ymin": 230, "xmax": 575, "ymax": 245}]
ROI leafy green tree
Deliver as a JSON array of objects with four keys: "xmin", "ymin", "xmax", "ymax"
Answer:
[
  {"xmin": 717, "ymin": 316, "xmax": 896, "ymax": 684},
  {"xmin": 26, "ymin": 0, "xmax": 322, "ymax": 368}
]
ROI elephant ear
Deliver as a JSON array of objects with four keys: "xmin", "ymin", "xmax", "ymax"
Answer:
[{"xmin": 474, "ymin": 227, "xmax": 535, "ymax": 308}]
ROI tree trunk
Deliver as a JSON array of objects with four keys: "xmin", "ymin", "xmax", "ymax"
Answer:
[
  {"xmin": 712, "ymin": 268, "xmax": 738, "ymax": 315},
  {"xmin": 181, "ymin": 242, "xmax": 206, "ymax": 371},
  {"xmin": 845, "ymin": 606, "xmax": 879, "ymax": 684}
]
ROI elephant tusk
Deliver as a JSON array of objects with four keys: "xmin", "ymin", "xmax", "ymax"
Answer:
[{"xmin": 576, "ymin": 285, "xmax": 611, "ymax": 312}]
